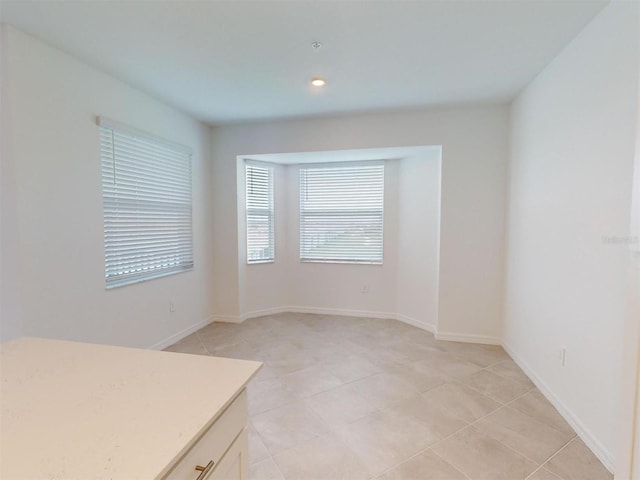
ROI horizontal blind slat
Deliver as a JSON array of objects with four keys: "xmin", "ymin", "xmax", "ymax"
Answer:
[
  {"xmin": 246, "ymin": 164, "xmax": 274, "ymax": 263},
  {"xmin": 299, "ymin": 164, "xmax": 384, "ymax": 263},
  {"xmin": 101, "ymin": 124, "xmax": 193, "ymax": 287}
]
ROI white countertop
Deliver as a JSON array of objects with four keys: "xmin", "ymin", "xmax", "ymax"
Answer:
[{"xmin": 0, "ymin": 337, "xmax": 261, "ymax": 479}]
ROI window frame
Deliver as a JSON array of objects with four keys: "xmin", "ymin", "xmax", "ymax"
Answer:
[
  {"xmin": 245, "ymin": 160, "xmax": 275, "ymax": 264},
  {"xmin": 298, "ymin": 161, "xmax": 385, "ymax": 265},
  {"xmin": 98, "ymin": 116, "xmax": 194, "ymax": 289}
]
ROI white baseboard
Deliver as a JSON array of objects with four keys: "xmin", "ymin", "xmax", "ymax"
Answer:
[
  {"xmin": 214, "ymin": 305, "xmax": 499, "ymax": 346},
  {"xmin": 213, "ymin": 307, "xmax": 496, "ymax": 345},
  {"xmin": 502, "ymin": 342, "xmax": 614, "ymax": 473},
  {"xmin": 394, "ymin": 312, "xmax": 435, "ymax": 333},
  {"xmin": 152, "ymin": 308, "xmax": 612, "ymax": 474},
  {"xmin": 241, "ymin": 306, "xmax": 289, "ymax": 321},
  {"xmin": 147, "ymin": 315, "xmax": 214, "ymax": 350},
  {"xmin": 435, "ymin": 331, "xmax": 502, "ymax": 345},
  {"xmin": 212, "ymin": 314, "xmax": 244, "ymax": 324},
  {"xmin": 240, "ymin": 305, "xmax": 435, "ymax": 334},
  {"xmin": 286, "ymin": 305, "xmax": 397, "ymax": 320}
]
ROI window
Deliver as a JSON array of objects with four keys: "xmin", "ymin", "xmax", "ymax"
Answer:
[
  {"xmin": 246, "ymin": 163, "xmax": 275, "ymax": 263},
  {"xmin": 99, "ymin": 117, "xmax": 193, "ymax": 288},
  {"xmin": 299, "ymin": 163, "xmax": 384, "ymax": 264}
]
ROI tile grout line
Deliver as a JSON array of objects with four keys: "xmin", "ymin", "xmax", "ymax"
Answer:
[
  {"xmin": 269, "ymin": 453, "xmax": 288, "ymax": 480},
  {"xmin": 541, "ymin": 436, "xmax": 579, "ymax": 467},
  {"xmin": 481, "ymin": 359, "xmax": 538, "ymax": 388},
  {"xmin": 423, "ymin": 387, "xmax": 554, "ymax": 476},
  {"xmin": 250, "ymin": 454, "xmax": 287, "ymax": 480},
  {"xmin": 420, "ymin": 394, "xmax": 508, "ymax": 451},
  {"xmin": 457, "ymin": 387, "xmax": 576, "ymax": 471},
  {"xmin": 187, "ymin": 316, "xmax": 590, "ymax": 480},
  {"xmin": 428, "ymin": 419, "xmax": 542, "ymax": 479},
  {"xmin": 418, "ymin": 380, "xmax": 509, "ymax": 423},
  {"xmin": 456, "ymin": 365, "xmax": 536, "ymax": 405},
  {"xmin": 250, "ymin": 374, "xmax": 524, "ymax": 470},
  {"xmin": 252, "ymin": 378, "xmax": 478, "ymax": 476},
  {"xmin": 373, "ymin": 444, "xmax": 471, "ymax": 480},
  {"xmin": 249, "ymin": 366, "xmax": 386, "ymax": 418},
  {"xmin": 195, "ymin": 331, "xmax": 212, "ymax": 355}
]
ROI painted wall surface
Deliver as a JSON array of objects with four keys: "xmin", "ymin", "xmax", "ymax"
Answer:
[
  {"xmin": 615, "ymin": 69, "xmax": 640, "ymax": 480},
  {"xmin": 2, "ymin": 26, "xmax": 214, "ymax": 348},
  {"xmin": 283, "ymin": 160, "xmax": 401, "ymax": 317},
  {"xmin": 238, "ymin": 162, "xmax": 291, "ymax": 316},
  {"xmin": 236, "ymin": 158, "xmax": 401, "ymax": 318},
  {"xmin": 0, "ymin": 25, "xmax": 23, "ymax": 342},
  {"xmin": 236, "ymin": 152, "xmax": 441, "ymax": 333},
  {"xmin": 212, "ymin": 105, "xmax": 508, "ymax": 340},
  {"xmin": 396, "ymin": 153, "xmax": 442, "ymax": 330},
  {"xmin": 503, "ymin": 2, "xmax": 640, "ymax": 468}
]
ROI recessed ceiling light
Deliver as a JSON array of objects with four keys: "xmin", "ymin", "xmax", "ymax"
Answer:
[{"xmin": 311, "ymin": 77, "xmax": 326, "ymax": 87}]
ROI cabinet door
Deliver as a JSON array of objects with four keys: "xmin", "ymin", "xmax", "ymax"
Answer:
[
  {"xmin": 163, "ymin": 390, "xmax": 247, "ymax": 480},
  {"xmin": 209, "ymin": 428, "xmax": 248, "ymax": 480}
]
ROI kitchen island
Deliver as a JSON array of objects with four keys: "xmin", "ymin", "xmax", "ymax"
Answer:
[{"xmin": 0, "ymin": 337, "xmax": 261, "ymax": 479}]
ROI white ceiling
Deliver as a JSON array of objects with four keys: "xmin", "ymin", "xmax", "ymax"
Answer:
[
  {"xmin": 245, "ymin": 145, "xmax": 442, "ymax": 165},
  {"xmin": 1, "ymin": 0, "xmax": 606, "ymax": 125}
]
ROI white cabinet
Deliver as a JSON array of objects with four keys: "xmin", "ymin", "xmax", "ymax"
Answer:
[
  {"xmin": 209, "ymin": 429, "xmax": 249, "ymax": 480},
  {"xmin": 0, "ymin": 338, "xmax": 261, "ymax": 480},
  {"xmin": 164, "ymin": 390, "xmax": 249, "ymax": 480}
]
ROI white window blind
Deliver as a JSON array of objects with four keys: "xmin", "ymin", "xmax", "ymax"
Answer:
[
  {"xmin": 300, "ymin": 163, "xmax": 384, "ymax": 264},
  {"xmin": 246, "ymin": 163, "xmax": 275, "ymax": 263},
  {"xmin": 99, "ymin": 118, "xmax": 193, "ymax": 288}
]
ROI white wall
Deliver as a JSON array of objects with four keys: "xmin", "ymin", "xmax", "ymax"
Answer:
[
  {"xmin": 396, "ymin": 152, "xmax": 442, "ymax": 330},
  {"xmin": 235, "ymin": 157, "xmax": 402, "ymax": 319},
  {"xmin": 1, "ymin": 26, "xmax": 215, "ymax": 348},
  {"xmin": 236, "ymin": 151, "xmax": 442, "ymax": 332},
  {"xmin": 615, "ymin": 67, "xmax": 640, "ymax": 480},
  {"xmin": 282, "ymin": 160, "xmax": 401, "ymax": 317},
  {"xmin": 0, "ymin": 25, "xmax": 23, "ymax": 342},
  {"xmin": 212, "ymin": 105, "xmax": 508, "ymax": 341},
  {"xmin": 237, "ymin": 161, "xmax": 291, "ymax": 316},
  {"xmin": 503, "ymin": 1, "xmax": 640, "ymax": 469}
]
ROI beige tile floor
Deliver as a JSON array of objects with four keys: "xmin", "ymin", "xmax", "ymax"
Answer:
[{"xmin": 165, "ymin": 313, "xmax": 612, "ymax": 480}]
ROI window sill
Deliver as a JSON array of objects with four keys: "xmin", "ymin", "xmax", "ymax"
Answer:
[
  {"xmin": 299, "ymin": 259, "xmax": 383, "ymax": 265},
  {"xmin": 105, "ymin": 265, "xmax": 193, "ymax": 289}
]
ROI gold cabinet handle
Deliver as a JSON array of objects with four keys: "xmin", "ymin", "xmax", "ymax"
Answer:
[{"xmin": 194, "ymin": 460, "xmax": 214, "ymax": 480}]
